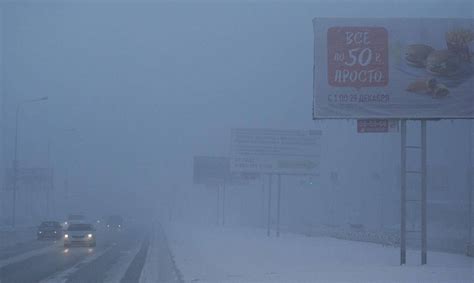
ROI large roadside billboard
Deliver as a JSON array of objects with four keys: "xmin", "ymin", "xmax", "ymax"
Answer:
[
  {"xmin": 230, "ymin": 129, "xmax": 321, "ymax": 175},
  {"xmin": 313, "ymin": 18, "xmax": 474, "ymax": 119}
]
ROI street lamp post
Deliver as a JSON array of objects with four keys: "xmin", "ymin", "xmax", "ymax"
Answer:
[
  {"xmin": 46, "ymin": 128, "xmax": 78, "ymax": 218},
  {"xmin": 11, "ymin": 96, "xmax": 48, "ymax": 228},
  {"xmin": 468, "ymin": 121, "xmax": 473, "ymax": 255}
]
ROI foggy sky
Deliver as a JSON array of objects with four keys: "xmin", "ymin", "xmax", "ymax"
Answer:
[{"xmin": 1, "ymin": 0, "xmax": 472, "ymax": 214}]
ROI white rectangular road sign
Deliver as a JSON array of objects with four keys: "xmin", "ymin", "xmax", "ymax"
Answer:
[
  {"xmin": 193, "ymin": 156, "xmax": 230, "ymax": 185},
  {"xmin": 230, "ymin": 129, "xmax": 321, "ymax": 175}
]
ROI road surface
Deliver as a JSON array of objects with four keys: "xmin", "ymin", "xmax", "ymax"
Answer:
[{"xmin": 0, "ymin": 223, "xmax": 180, "ymax": 283}]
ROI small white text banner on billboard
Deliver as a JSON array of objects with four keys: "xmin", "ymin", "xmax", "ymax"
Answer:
[
  {"xmin": 231, "ymin": 128, "xmax": 321, "ymax": 175},
  {"xmin": 313, "ymin": 18, "xmax": 474, "ymax": 119}
]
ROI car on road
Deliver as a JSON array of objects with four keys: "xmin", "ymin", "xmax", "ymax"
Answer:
[
  {"xmin": 37, "ymin": 221, "xmax": 63, "ymax": 240},
  {"xmin": 64, "ymin": 223, "xmax": 96, "ymax": 248},
  {"xmin": 63, "ymin": 214, "xmax": 86, "ymax": 229},
  {"xmin": 106, "ymin": 215, "xmax": 123, "ymax": 231}
]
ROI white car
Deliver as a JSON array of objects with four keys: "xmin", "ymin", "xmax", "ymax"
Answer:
[{"xmin": 64, "ymin": 223, "xmax": 97, "ymax": 247}]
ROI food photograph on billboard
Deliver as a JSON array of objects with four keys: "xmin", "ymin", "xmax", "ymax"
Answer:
[{"xmin": 313, "ymin": 18, "xmax": 474, "ymax": 119}]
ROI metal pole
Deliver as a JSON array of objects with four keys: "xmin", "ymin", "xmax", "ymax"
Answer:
[
  {"xmin": 468, "ymin": 121, "xmax": 473, "ymax": 255},
  {"xmin": 222, "ymin": 184, "xmax": 226, "ymax": 226},
  {"xmin": 262, "ymin": 175, "xmax": 266, "ymax": 227},
  {"xmin": 47, "ymin": 140, "xmax": 51, "ymax": 217},
  {"xmin": 400, "ymin": 120, "xmax": 407, "ymax": 265},
  {"xmin": 217, "ymin": 185, "xmax": 220, "ymax": 226},
  {"xmin": 421, "ymin": 120, "xmax": 427, "ymax": 265},
  {"xmin": 276, "ymin": 174, "xmax": 281, "ymax": 237},
  {"xmin": 0, "ymin": 8, "xmax": 6, "ymax": 225},
  {"xmin": 11, "ymin": 105, "xmax": 20, "ymax": 228},
  {"xmin": 267, "ymin": 174, "xmax": 272, "ymax": 237},
  {"xmin": 46, "ymin": 189, "xmax": 50, "ymax": 218}
]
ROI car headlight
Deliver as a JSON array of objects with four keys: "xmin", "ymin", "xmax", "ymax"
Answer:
[
  {"xmin": 64, "ymin": 234, "xmax": 69, "ymax": 239},
  {"xmin": 87, "ymin": 234, "xmax": 93, "ymax": 238}
]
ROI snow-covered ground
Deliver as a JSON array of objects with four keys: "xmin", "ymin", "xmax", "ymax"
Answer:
[{"xmin": 166, "ymin": 223, "xmax": 473, "ymax": 283}]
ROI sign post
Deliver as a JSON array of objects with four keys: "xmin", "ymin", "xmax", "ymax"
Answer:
[
  {"xmin": 267, "ymin": 174, "xmax": 272, "ymax": 237},
  {"xmin": 276, "ymin": 174, "xmax": 282, "ymax": 237},
  {"xmin": 400, "ymin": 120, "xmax": 407, "ymax": 265},
  {"xmin": 222, "ymin": 184, "xmax": 226, "ymax": 226},
  {"xmin": 468, "ymin": 121, "xmax": 473, "ymax": 256},
  {"xmin": 421, "ymin": 120, "xmax": 427, "ymax": 265}
]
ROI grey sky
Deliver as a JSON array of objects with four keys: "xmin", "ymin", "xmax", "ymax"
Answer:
[{"xmin": 1, "ymin": 0, "xmax": 472, "ymax": 213}]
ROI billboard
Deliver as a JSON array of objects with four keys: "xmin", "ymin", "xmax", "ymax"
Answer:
[
  {"xmin": 193, "ymin": 156, "xmax": 260, "ymax": 186},
  {"xmin": 193, "ymin": 156, "xmax": 230, "ymax": 185},
  {"xmin": 4, "ymin": 168, "xmax": 54, "ymax": 191},
  {"xmin": 230, "ymin": 128, "xmax": 321, "ymax": 175},
  {"xmin": 313, "ymin": 18, "xmax": 474, "ymax": 119}
]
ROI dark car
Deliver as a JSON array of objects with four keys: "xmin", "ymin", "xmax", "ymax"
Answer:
[
  {"xmin": 106, "ymin": 215, "xmax": 123, "ymax": 231},
  {"xmin": 37, "ymin": 221, "xmax": 63, "ymax": 240}
]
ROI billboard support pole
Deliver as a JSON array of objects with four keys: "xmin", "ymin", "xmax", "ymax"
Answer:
[
  {"xmin": 261, "ymin": 176, "xmax": 266, "ymax": 227},
  {"xmin": 222, "ymin": 183, "xmax": 226, "ymax": 226},
  {"xmin": 421, "ymin": 120, "xmax": 427, "ymax": 265},
  {"xmin": 267, "ymin": 174, "xmax": 272, "ymax": 237},
  {"xmin": 468, "ymin": 121, "xmax": 473, "ymax": 255},
  {"xmin": 216, "ymin": 185, "xmax": 220, "ymax": 226},
  {"xmin": 276, "ymin": 174, "xmax": 281, "ymax": 237},
  {"xmin": 400, "ymin": 120, "xmax": 407, "ymax": 265}
]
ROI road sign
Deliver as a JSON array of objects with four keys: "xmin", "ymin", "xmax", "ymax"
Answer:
[
  {"xmin": 4, "ymin": 168, "xmax": 54, "ymax": 191},
  {"xmin": 357, "ymin": 119, "xmax": 399, "ymax": 133},
  {"xmin": 230, "ymin": 128, "xmax": 321, "ymax": 175},
  {"xmin": 193, "ymin": 156, "xmax": 230, "ymax": 185}
]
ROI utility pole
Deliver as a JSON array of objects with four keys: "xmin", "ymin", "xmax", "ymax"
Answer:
[
  {"xmin": 11, "ymin": 97, "xmax": 48, "ymax": 227},
  {"xmin": 0, "ymin": 7, "xmax": 6, "ymax": 223},
  {"xmin": 267, "ymin": 174, "xmax": 272, "ymax": 237},
  {"xmin": 468, "ymin": 121, "xmax": 473, "ymax": 255},
  {"xmin": 276, "ymin": 174, "xmax": 281, "ymax": 237},
  {"xmin": 222, "ymin": 184, "xmax": 226, "ymax": 226}
]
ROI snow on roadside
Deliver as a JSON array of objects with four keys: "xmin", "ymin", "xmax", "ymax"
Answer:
[
  {"xmin": 140, "ymin": 225, "xmax": 158, "ymax": 283},
  {"xmin": 140, "ymin": 223, "xmax": 183, "ymax": 283},
  {"xmin": 166, "ymin": 223, "xmax": 474, "ymax": 283}
]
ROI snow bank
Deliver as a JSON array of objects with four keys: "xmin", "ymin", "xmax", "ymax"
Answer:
[{"xmin": 165, "ymin": 223, "xmax": 473, "ymax": 283}]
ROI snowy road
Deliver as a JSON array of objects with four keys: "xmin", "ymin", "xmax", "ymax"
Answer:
[{"xmin": 0, "ymin": 223, "xmax": 181, "ymax": 283}]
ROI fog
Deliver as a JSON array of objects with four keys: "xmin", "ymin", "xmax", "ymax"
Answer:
[{"xmin": 0, "ymin": 1, "xmax": 472, "ymax": 282}]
